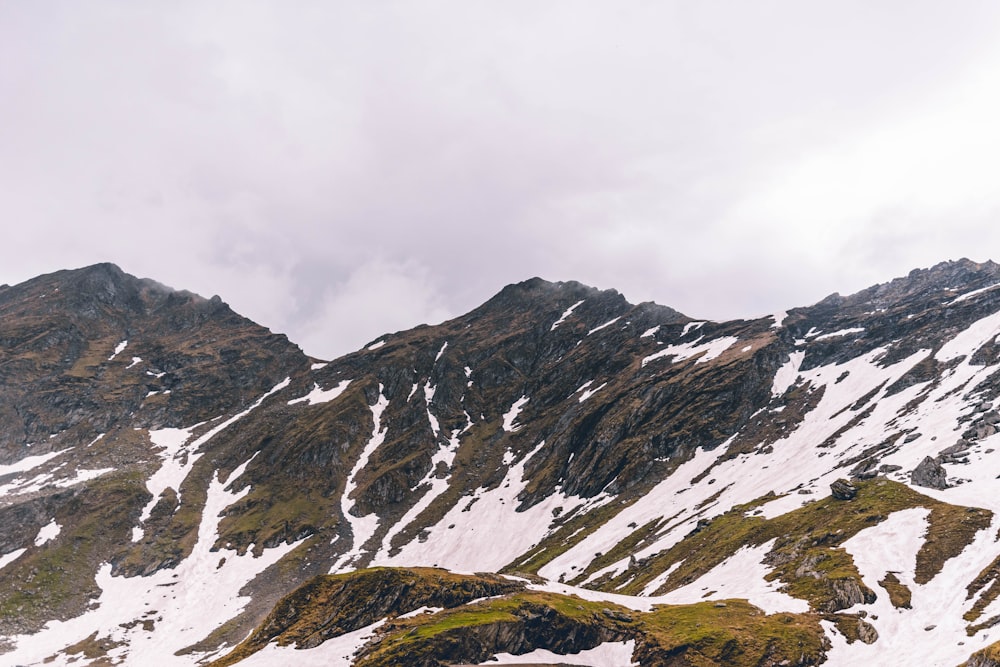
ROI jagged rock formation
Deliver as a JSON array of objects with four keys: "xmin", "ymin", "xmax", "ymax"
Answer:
[{"xmin": 3, "ymin": 259, "xmax": 1000, "ymax": 665}]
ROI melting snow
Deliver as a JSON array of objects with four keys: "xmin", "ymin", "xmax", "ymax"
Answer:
[
  {"xmin": 588, "ymin": 317, "xmax": 621, "ymax": 335},
  {"xmin": 34, "ymin": 519, "xmax": 61, "ymax": 546},
  {"xmin": 640, "ymin": 325, "xmax": 660, "ymax": 338},
  {"xmin": 108, "ymin": 340, "xmax": 128, "ymax": 361},
  {"xmin": 551, "ymin": 300, "xmax": 585, "ymax": 331},
  {"xmin": 578, "ymin": 382, "xmax": 608, "ymax": 403},
  {"xmin": 502, "ymin": 396, "xmax": 529, "ymax": 432},
  {"xmin": 126, "ymin": 356, "xmax": 142, "ymax": 369},
  {"xmin": 815, "ymin": 327, "xmax": 866, "ymax": 340},
  {"xmin": 948, "ymin": 283, "xmax": 1000, "ymax": 305},
  {"xmin": 236, "ymin": 620, "xmax": 386, "ymax": 666},
  {"xmin": 2, "ymin": 462, "xmax": 300, "ymax": 666},
  {"xmin": 288, "ymin": 379, "xmax": 352, "ymax": 406},
  {"xmin": 657, "ymin": 540, "xmax": 809, "ymax": 613},
  {"xmin": 334, "ymin": 386, "xmax": 389, "ymax": 570},
  {"xmin": 0, "ymin": 548, "xmax": 27, "ymax": 571},
  {"xmin": 641, "ymin": 336, "xmax": 738, "ymax": 367}
]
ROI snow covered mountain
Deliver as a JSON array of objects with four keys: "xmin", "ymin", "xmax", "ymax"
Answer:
[{"xmin": 4, "ymin": 260, "xmax": 1000, "ymax": 665}]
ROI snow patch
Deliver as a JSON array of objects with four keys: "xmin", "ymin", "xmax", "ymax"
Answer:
[
  {"xmin": 588, "ymin": 317, "xmax": 621, "ymax": 335},
  {"xmin": 288, "ymin": 379, "xmax": 352, "ymax": 406},
  {"xmin": 367, "ymin": 340, "xmax": 386, "ymax": 351},
  {"xmin": 815, "ymin": 327, "xmax": 865, "ymax": 340},
  {"xmin": 641, "ymin": 336, "xmax": 738, "ymax": 367},
  {"xmin": 108, "ymin": 339, "xmax": 128, "ymax": 361},
  {"xmin": 948, "ymin": 283, "xmax": 1000, "ymax": 305},
  {"xmin": 334, "ymin": 386, "xmax": 389, "ymax": 570},
  {"xmin": 34, "ymin": 519, "xmax": 61, "ymax": 546},
  {"xmin": 551, "ymin": 300, "xmax": 585, "ymax": 331},
  {"xmin": 640, "ymin": 325, "xmax": 660, "ymax": 338},
  {"xmin": 502, "ymin": 396, "xmax": 529, "ymax": 432},
  {"xmin": 237, "ymin": 619, "xmax": 386, "ymax": 666},
  {"xmin": 0, "ymin": 548, "xmax": 26, "ymax": 571},
  {"xmin": 578, "ymin": 382, "xmax": 608, "ymax": 403}
]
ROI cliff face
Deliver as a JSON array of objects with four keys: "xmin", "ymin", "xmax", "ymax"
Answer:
[{"xmin": 4, "ymin": 260, "xmax": 1000, "ymax": 666}]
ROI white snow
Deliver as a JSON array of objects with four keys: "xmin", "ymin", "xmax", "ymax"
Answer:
[
  {"xmin": 551, "ymin": 300, "xmax": 585, "ymax": 331},
  {"xmin": 824, "ymin": 508, "xmax": 1000, "ymax": 666},
  {"xmin": 502, "ymin": 395, "xmax": 529, "ymax": 432},
  {"xmin": 947, "ymin": 283, "xmax": 1000, "ymax": 305},
  {"xmin": 334, "ymin": 386, "xmax": 389, "ymax": 570},
  {"xmin": 367, "ymin": 340, "xmax": 386, "ymax": 351},
  {"xmin": 126, "ymin": 356, "xmax": 142, "ymax": 369},
  {"xmin": 815, "ymin": 327, "xmax": 865, "ymax": 340},
  {"xmin": 2, "ymin": 463, "xmax": 300, "ymax": 666},
  {"xmin": 578, "ymin": 382, "xmax": 608, "ymax": 403},
  {"xmin": 770, "ymin": 311, "xmax": 788, "ymax": 328},
  {"xmin": 287, "ymin": 379, "xmax": 352, "ymax": 406},
  {"xmin": 682, "ymin": 321, "xmax": 706, "ymax": 336},
  {"xmin": 770, "ymin": 351, "xmax": 805, "ymax": 397},
  {"xmin": 480, "ymin": 640, "xmax": 638, "ymax": 666},
  {"xmin": 657, "ymin": 540, "xmax": 809, "ymax": 613},
  {"xmin": 311, "ymin": 361, "xmax": 328, "ymax": 370},
  {"xmin": 641, "ymin": 336, "xmax": 738, "ymax": 367},
  {"xmin": 0, "ymin": 548, "xmax": 26, "ymax": 571},
  {"xmin": 378, "ymin": 441, "xmax": 611, "ymax": 573},
  {"xmin": 435, "ymin": 341, "xmax": 448, "ymax": 361},
  {"xmin": 138, "ymin": 377, "xmax": 290, "ymax": 529},
  {"xmin": 108, "ymin": 339, "xmax": 128, "ymax": 361},
  {"xmin": 33, "ymin": 519, "xmax": 61, "ymax": 547},
  {"xmin": 588, "ymin": 317, "xmax": 621, "ymax": 335},
  {"xmin": 640, "ymin": 325, "xmax": 660, "ymax": 338},
  {"xmin": 0, "ymin": 449, "xmax": 67, "ymax": 478},
  {"xmin": 236, "ymin": 620, "xmax": 386, "ymax": 667},
  {"xmin": 936, "ymin": 309, "xmax": 1000, "ymax": 361}
]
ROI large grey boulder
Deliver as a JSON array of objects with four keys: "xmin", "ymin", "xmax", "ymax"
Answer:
[{"xmin": 910, "ymin": 456, "xmax": 948, "ymax": 489}]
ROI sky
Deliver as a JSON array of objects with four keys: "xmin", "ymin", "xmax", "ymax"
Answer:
[{"xmin": 3, "ymin": 2, "xmax": 1000, "ymax": 360}]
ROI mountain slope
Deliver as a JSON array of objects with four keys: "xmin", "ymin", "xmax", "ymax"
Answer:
[{"xmin": 3, "ymin": 260, "xmax": 1000, "ymax": 665}]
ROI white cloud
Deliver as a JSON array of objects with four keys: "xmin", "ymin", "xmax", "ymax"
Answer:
[{"xmin": 3, "ymin": 2, "xmax": 1000, "ymax": 355}]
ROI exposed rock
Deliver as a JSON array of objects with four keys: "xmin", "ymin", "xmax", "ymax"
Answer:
[
  {"xmin": 911, "ymin": 456, "xmax": 949, "ymax": 489},
  {"xmin": 830, "ymin": 478, "xmax": 858, "ymax": 500}
]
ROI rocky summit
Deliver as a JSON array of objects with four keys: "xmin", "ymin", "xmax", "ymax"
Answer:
[{"xmin": 3, "ymin": 260, "xmax": 1000, "ymax": 665}]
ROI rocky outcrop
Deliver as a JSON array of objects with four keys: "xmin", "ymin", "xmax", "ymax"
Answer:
[
  {"xmin": 830, "ymin": 478, "xmax": 858, "ymax": 500},
  {"xmin": 911, "ymin": 456, "xmax": 948, "ymax": 489}
]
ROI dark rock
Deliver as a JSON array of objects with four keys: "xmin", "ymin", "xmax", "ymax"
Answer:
[
  {"xmin": 830, "ymin": 479, "xmax": 857, "ymax": 500},
  {"xmin": 911, "ymin": 456, "xmax": 949, "ymax": 489},
  {"xmin": 878, "ymin": 464, "xmax": 902, "ymax": 473},
  {"xmin": 903, "ymin": 432, "xmax": 921, "ymax": 443}
]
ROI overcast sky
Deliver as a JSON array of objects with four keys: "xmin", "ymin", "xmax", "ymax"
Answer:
[{"xmin": 3, "ymin": 2, "xmax": 1000, "ymax": 359}]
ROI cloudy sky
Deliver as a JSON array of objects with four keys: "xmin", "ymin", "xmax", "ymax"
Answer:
[{"xmin": 3, "ymin": 2, "xmax": 1000, "ymax": 359}]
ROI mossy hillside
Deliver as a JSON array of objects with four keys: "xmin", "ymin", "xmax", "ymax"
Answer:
[
  {"xmin": 635, "ymin": 599, "xmax": 828, "ymax": 667},
  {"xmin": 208, "ymin": 567, "xmax": 524, "ymax": 667},
  {"xmin": 352, "ymin": 590, "xmax": 636, "ymax": 667},
  {"xmin": 606, "ymin": 480, "xmax": 990, "ymax": 614},
  {"xmin": 0, "ymin": 471, "xmax": 149, "ymax": 634}
]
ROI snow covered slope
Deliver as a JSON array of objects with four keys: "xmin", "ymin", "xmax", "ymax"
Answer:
[{"xmin": 5, "ymin": 260, "xmax": 1000, "ymax": 666}]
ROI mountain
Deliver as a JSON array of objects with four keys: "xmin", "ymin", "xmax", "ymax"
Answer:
[{"xmin": 2, "ymin": 259, "xmax": 1000, "ymax": 665}]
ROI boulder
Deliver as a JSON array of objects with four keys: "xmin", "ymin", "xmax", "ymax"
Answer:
[
  {"xmin": 830, "ymin": 478, "xmax": 858, "ymax": 500},
  {"xmin": 911, "ymin": 456, "xmax": 948, "ymax": 489}
]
